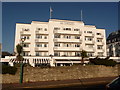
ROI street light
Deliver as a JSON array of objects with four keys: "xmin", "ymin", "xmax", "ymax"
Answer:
[{"xmin": 19, "ymin": 37, "xmax": 25, "ymax": 84}]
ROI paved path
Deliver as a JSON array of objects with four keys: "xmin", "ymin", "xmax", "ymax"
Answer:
[{"xmin": 2, "ymin": 76, "xmax": 117, "ymax": 90}]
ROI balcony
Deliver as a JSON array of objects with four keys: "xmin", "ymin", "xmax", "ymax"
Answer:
[
  {"xmin": 23, "ymin": 48, "xmax": 30, "ymax": 51},
  {"xmin": 35, "ymin": 39, "xmax": 48, "ymax": 42},
  {"xmin": 35, "ymin": 47, "xmax": 48, "ymax": 51},
  {"xmin": 96, "ymin": 34, "xmax": 104, "ymax": 38},
  {"xmin": 54, "ymin": 47, "xmax": 80, "ymax": 51},
  {"xmin": 20, "ymin": 31, "xmax": 31, "ymax": 35},
  {"xmin": 53, "ymin": 30, "xmax": 81, "ymax": 35},
  {"xmin": 97, "ymin": 49, "xmax": 104, "ymax": 52},
  {"xmin": 53, "ymin": 38, "xmax": 82, "ymax": 43},
  {"xmin": 84, "ymin": 33, "xmax": 94, "ymax": 37},
  {"xmin": 24, "ymin": 39, "xmax": 30, "ymax": 43},
  {"xmin": 35, "ymin": 31, "xmax": 48, "ymax": 35},
  {"xmin": 84, "ymin": 47, "xmax": 96, "ymax": 52},
  {"xmin": 85, "ymin": 40, "xmax": 94, "ymax": 44}
]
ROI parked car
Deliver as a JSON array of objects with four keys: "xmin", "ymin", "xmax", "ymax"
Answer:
[{"xmin": 106, "ymin": 76, "xmax": 120, "ymax": 90}]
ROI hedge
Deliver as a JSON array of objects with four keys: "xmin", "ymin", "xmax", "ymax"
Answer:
[
  {"xmin": 2, "ymin": 64, "xmax": 17, "ymax": 75},
  {"xmin": 89, "ymin": 57, "xmax": 117, "ymax": 67}
]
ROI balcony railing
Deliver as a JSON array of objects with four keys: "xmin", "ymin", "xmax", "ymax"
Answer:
[
  {"xmin": 54, "ymin": 47, "xmax": 80, "ymax": 51},
  {"xmin": 35, "ymin": 30, "xmax": 48, "ymax": 34},
  {"xmin": 35, "ymin": 39, "xmax": 48, "ymax": 42},
  {"xmin": 53, "ymin": 30, "xmax": 81, "ymax": 35},
  {"xmin": 85, "ymin": 40, "xmax": 94, "ymax": 44},
  {"xmin": 20, "ymin": 31, "xmax": 31, "ymax": 35},
  {"xmin": 84, "ymin": 48, "xmax": 95, "ymax": 52},
  {"xmin": 53, "ymin": 38, "xmax": 82, "ymax": 43},
  {"xmin": 23, "ymin": 48, "xmax": 30, "ymax": 51},
  {"xmin": 35, "ymin": 47, "xmax": 48, "ymax": 51}
]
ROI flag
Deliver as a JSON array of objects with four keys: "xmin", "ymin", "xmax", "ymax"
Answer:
[{"xmin": 50, "ymin": 7, "xmax": 53, "ymax": 13}]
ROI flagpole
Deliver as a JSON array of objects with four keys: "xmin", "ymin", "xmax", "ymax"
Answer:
[
  {"xmin": 81, "ymin": 10, "xmax": 83, "ymax": 21},
  {"xmin": 50, "ymin": 6, "xmax": 52, "ymax": 19},
  {"xmin": 50, "ymin": 7, "xmax": 51, "ymax": 19}
]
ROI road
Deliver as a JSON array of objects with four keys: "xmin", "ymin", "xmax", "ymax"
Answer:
[
  {"xmin": 3, "ymin": 83, "xmax": 107, "ymax": 90},
  {"xmin": 2, "ymin": 76, "xmax": 117, "ymax": 90}
]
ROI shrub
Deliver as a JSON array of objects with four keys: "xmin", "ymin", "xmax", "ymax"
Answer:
[
  {"xmin": 14, "ymin": 63, "xmax": 31, "ymax": 67},
  {"xmin": 2, "ymin": 64, "xmax": 17, "ymax": 75},
  {"xmin": 89, "ymin": 57, "xmax": 117, "ymax": 67}
]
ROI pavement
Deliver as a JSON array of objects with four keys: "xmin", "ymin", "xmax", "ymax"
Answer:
[{"xmin": 2, "ymin": 76, "xmax": 117, "ymax": 90}]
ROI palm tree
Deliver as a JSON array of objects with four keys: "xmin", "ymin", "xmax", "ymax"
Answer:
[
  {"xmin": 16, "ymin": 44, "xmax": 23, "ymax": 61},
  {"xmin": 81, "ymin": 50, "xmax": 88, "ymax": 65}
]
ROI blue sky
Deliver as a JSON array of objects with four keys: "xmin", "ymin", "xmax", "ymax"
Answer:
[{"xmin": 2, "ymin": 2, "xmax": 118, "ymax": 53}]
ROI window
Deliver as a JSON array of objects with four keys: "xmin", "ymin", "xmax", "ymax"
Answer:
[
  {"xmin": 44, "ymin": 52, "xmax": 48, "ymax": 56},
  {"xmin": 36, "ymin": 35, "xmax": 42, "ymax": 39},
  {"xmin": 64, "ymin": 43, "xmax": 70, "ymax": 47},
  {"xmin": 23, "ymin": 52, "xmax": 29, "ymax": 56},
  {"xmin": 87, "ymin": 53, "xmax": 93, "ymax": 57},
  {"xmin": 97, "ymin": 33, "xmax": 101, "ymax": 35},
  {"xmin": 97, "ymin": 45, "xmax": 103, "ymax": 49},
  {"xmin": 21, "ymin": 36, "xmax": 30, "ymax": 40},
  {"xmin": 54, "ymin": 27, "xmax": 60, "ymax": 30},
  {"xmin": 44, "ymin": 28, "xmax": 47, "ymax": 31},
  {"xmin": 63, "ymin": 28, "xmax": 71, "ymax": 31},
  {"xmin": 37, "ymin": 28, "xmax": 42, "ymax": 30},
  {"xmin": 75, "ymin": 44, "xmax": 80, "ymax": 47},
  {"xmin": 75, "ymin": 36, "xmax": 80, "ymax": 39},
  {"xmin": 97, "ymin": 39, "xmax": 102, "ymax": 42},
  {"xmin": 98, "ymin": 52, "xmax": 103, "ymax": 56},
  {"xmin": 23, "ymin": 43, "xmax": 29, "ymax": 47},
  {"xmin": 27, "ymin": 36, "xmax": 29, "ymax": 39},
  {"xmin": 54, "ymin": 35, "xmax": 60, "ymax": 38},
  {"xmin": 85, "ymin": 37, "xmax": 92, "ymax": 41},
  {"xmin": 74, "ymin": 29, "xmax": 79, "ymax": 31},
  {"xmin": 22, "ymin": 28, "xmax": 29, "ymax": 31},
  {"xmin": 54, "ymin": 52, "xmax": 60, "ymax": 56},
  {"xmin": 64, "ymin": 35, "xmax": 71, "ymax": 39},
  {"xmin": 36, "ymin": 52, "xmax": 42, "ymax": 56},
  {"xmin": 67, "ymin": 44, "xmax": 69, "ymax": 47},
  {"xmin": 44, "ymin": 44, "xmax": 47, "ymax": 47},
  {"xmin": 87, "ymin": 31, "xmax": 92, "ymax": 33},
  {"xmin": 54, "ymin": 43, "xmax": 60, "ymax": 47},
  {"xmin": 86, "ymin": 44, "xmax": 93, "ymax": 49},
  {"xmin": 75, "ymin": 52, "xmax": 81, "ymax": 56},
  {"xmin": 44, "ymin": 36, "xmax": 47, "ymax": 39},
  {"xmin": 36, "ymin": 44, "xmax": 42, "ymax": 47}
]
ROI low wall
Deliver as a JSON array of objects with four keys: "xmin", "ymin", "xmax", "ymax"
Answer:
[{"xmin": 2, "ymin": 65, "xmax": 120, "ymax": 83}]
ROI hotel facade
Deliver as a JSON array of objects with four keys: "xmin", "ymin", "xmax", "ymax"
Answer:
[{"xmin": 14, "ymin": 19, "xmax": 107, "ymax": 58}]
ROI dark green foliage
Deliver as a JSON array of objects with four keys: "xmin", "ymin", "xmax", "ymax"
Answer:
[
  {"xmin": 2, "ymin": 64, "xmax": 17, "ymax": 75},
  {"xmin": 81, "ymin": 50, "xmax": 88, "ymax": 64},
  {"xmin": 16, "ymin": 44, "xmax": 23, "ymax": 56},
  {"xmin": 16, "ymin": 44, "xmax": 23, "ymax": 61},
  {"xmin": 2, "ymin": 51, "xmax": 12, "ymax": 58},
  {"xmin": 89, "ymin": 56, "xmax": 117, "ymax": 67},
  {"xmin": 14, "ymin": 63, "xmax": 31, "ymax": 67},
  {"xmin": 81, "ymin": 50, "xmax": 88, "ymax": 59}
]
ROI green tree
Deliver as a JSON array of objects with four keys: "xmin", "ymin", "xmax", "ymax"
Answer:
[
  {"xmin": 16, "ymin": 44, "xmax": 23, "ymax": 61},
  {"xmin": 16, "ymin": 44, "xmax": 24, "ymax": 84},
  {"xmin": 81, "ymin": 50, "xmax": 88, "ymax": 64}
]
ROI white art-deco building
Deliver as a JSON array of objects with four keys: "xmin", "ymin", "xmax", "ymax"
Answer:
[
  {"xmin": 107, "ymin": 30, "xmax": 120, "ymax": 57},
  {"xmin": 14, "ymin": 19, "xmax": 107, "ymax": 58}
]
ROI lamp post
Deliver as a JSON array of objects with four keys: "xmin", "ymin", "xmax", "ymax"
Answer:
[{"xmin": 19, "ymin": 37, "xmax": 25, "ymax": 84}]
